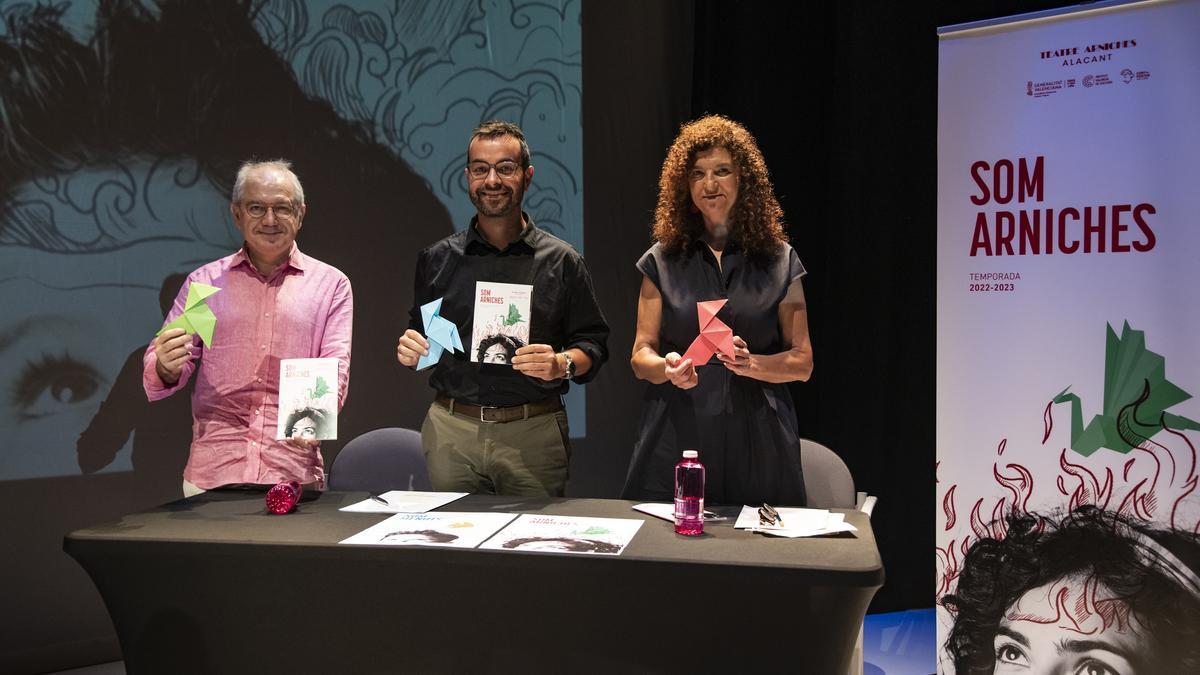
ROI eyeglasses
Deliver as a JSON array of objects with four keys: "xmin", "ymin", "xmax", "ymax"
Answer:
[
  {"xmin": 758, "ymin": 503, "xmax": 785, "ymax": 527},
  {"xmin": 467, "ymin": 160, "xmax": 523, "ymax": 179},
  {"xmin": 242, "ymin": 202, "xmax": 298, "ymax": 220}
]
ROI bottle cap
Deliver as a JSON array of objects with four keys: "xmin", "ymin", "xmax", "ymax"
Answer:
[{"xmin": 682, "ymin": 450, "xmax": 698, "ymax": 459}]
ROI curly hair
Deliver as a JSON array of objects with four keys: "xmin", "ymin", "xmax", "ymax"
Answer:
[
  {"xmin": 652, "ymin": 115, "xmax": 787, "ymax": 259},
  {"xmin": 476, "ymin": 333, "xmax": 525, "ymax": 363},
  {"xmin": 383, "ymin": 529, "xmax": 459, "ymax": 544},
  {"xmin": 941, "ymin": 506, "xmax": 1200, "ymax": 675},
  {"xmin": 0, "ymin": 0, "xmax": 443, "ymax": 235},
  {"xmin": 500, "ymin": 536, "xmax": 621, "ymax": 553}
]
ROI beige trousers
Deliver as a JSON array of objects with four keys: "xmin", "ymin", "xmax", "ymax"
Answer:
[{"xmin": 420, "ymin": 402, "xmax": 571, "ymax": 497}]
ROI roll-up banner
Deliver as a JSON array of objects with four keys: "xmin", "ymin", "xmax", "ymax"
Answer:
[{"xmin": 937, "ymin": 1, "xmax": 1200, "ymax": 672}]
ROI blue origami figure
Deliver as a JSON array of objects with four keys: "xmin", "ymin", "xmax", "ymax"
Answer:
[{"xmin": 418, "ymin": 298, "xmax": 463, "ymax": 370}]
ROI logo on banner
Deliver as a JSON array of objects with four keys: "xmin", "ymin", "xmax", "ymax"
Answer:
[
  {"xmin": 967, "ymin": 155, "xmax": 1158, "ymax": 257},
  {"xmin": 1083, "ymin": 75, "xmax": 1094, "ymax": 87},
  {"xmin": 1028, "ymin": 79, "xmax": 1065, "ymax": 98},
  {"xmin": 1121, "ymin": 68, "xmax": 1134, "ymax": 83},
  {"xmin": 1039, "ymin": 38, "xmax": 1138, "ymax": 67}
]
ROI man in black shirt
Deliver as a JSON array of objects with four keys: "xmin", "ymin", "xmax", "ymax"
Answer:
[{"xmin": 396, "ymin": 121, "xmax": 609, "ymax": 496}]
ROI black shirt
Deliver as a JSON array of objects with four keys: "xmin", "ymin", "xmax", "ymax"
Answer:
[{"xmin": 409, "ymin": 215, "xmax": 609, "ymax": 406}]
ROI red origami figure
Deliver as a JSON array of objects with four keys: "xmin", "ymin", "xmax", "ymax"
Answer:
[{"xmin": 682, "ymin": 299, "xmax": 735, "ymax": 365}]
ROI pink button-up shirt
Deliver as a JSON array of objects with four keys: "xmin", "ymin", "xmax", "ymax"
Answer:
[{"xmin": 144, "ymin": 245, "xmax": 352, "ymax": 489}]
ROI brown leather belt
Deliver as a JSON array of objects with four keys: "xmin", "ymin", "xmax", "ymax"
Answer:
[{"xmin": 435, "ymin": 396, "xmax": 563, "ymax": 423}]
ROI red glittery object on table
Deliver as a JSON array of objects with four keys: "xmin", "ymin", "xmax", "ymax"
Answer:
[{"xmin": 265, "ymin": 480, "xmax": 302, "ymax": 515}]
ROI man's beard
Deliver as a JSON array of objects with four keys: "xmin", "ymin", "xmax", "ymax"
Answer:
[{"xmin": 471, "ymin": 184, "xmax": 523, "ymax": 217}]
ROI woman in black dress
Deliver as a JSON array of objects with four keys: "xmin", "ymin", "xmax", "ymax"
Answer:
[{"xmin": 623, "ymin": 115, "xmax": 813, "ymax": 506}]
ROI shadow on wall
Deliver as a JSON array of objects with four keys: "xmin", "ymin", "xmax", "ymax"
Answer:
[{"xmin": 0, "ymin": 0, "xmax": 455, "ymax": 669}]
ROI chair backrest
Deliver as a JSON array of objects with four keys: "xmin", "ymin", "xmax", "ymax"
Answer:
[
  {"xmin": 329, "ymin": 428, "xmax": 432, "ymax": 492},
  {"xmin": 799, "ymin": 438, "xmax": 857, "ymax": 509}
]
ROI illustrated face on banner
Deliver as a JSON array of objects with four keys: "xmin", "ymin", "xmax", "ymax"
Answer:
[
  {"xmin": 936, "ymin": 1, "xmax": 1200, "ymax": 671},
  {"xmin": 994, "ymin": 577, "xmax": 1142, "ymax": 675},
  {"xmin": 0, "ymin": 158, "xmax": 234, "ymax": 479}
]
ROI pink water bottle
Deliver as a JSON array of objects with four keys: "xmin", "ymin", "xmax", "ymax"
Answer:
[
  {"xmin": 674, "ymin": 450, "xmax": 705, "ymax": 536},
  {"xmin": 265, "ymin": 480, "xmax": 302, "ymax": 515}
]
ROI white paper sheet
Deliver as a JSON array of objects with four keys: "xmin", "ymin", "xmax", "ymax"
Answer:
[
  {"xmin": 339, "ymin": 491, "xmax": 468, "ymax": 513},
  {"xmin": 733, "ymin": 506, "xmax": 858, "ymax": 537}
]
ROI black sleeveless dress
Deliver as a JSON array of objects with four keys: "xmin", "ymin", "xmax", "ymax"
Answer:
[{"xmin": 621, "ymin": 239, "xmax": 808, "ymax": 506}]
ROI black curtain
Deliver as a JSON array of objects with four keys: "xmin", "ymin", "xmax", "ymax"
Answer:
[
  {"xmin": 689, "ymin": 0, "xmax": 938, "ymax": 613},
  {"xmin": 582, "ymin": 0, "xmax": 1079, "ymax": 613}
]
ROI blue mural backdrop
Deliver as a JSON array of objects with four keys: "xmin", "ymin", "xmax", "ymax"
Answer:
[
  {"xmin": 255, "ymin": 0, "xmax": 583, "ymax": 248},
  {"xmin": 0, "ymin": 0, "xmax": 583, "ymax": 481}
]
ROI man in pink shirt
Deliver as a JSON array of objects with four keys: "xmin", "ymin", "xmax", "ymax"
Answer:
[{"xmin": 144, "ymin": 160, "xmax": 352, "ymax": 495}]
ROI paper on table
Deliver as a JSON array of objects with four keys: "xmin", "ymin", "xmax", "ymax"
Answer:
[
  {"xmin": 757, "ymin": 520, "xmax": 857, "ymax": 538},
  {"xmin": 339, "ymin": 491, "xmax": 468, "ymax": 513},
  {"xmin": 733, "ymin": 506, "xmax": 858, "ymax": 537},
  {"xmin": 339, "ymin": 511, "xmax": 517, "ymax": 547},
  {"xmin": 632, "ymin": 503, "xmax": 727, "ymax": 522},
  {"xmin": 480, "ymin": 514, "xmax": 643, "ymax": 556},
  {"xmin": 157, "ymin": 282, "xmax": 221, "ymax": 347},
  {"xmin": 418, "ymin": 298, "xmax": 464, "ymax": 370},
  {"xmin": 681, "ymin": 299, "xmax": 735, "ymax": 365}
]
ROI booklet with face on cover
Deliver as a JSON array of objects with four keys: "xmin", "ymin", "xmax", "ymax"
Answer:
[
  {"xmin": 339, "ymin": 512, "xmax": 518, "ymax": 548},
  {"xmin": 479, "ymin": 514, "xmax": 644, "ymax": 556},
  {"xmin": 471, "ymin": 281, "xmax": 533, "ymax": 364},
  {"xmin": 276, "ymin": 357, "xmax": 339, "ymax": 440}
]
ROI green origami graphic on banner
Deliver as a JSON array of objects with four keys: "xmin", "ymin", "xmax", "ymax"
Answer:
[
  {"xmin": 1053, "ymin": 321, "xmax": 1200, "ymax": 456},
  {"xmin": 157, "ymin": 282, "xmax": 221, "ymax": 347}
]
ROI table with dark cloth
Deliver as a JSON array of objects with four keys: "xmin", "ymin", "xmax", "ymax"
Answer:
[{"xmin": 64, "ymin": 491, "xmax": 883, "ymax": 674}]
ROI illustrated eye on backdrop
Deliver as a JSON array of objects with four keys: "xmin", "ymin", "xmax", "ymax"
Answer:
[
  {"xmin": 1075, "ymin": 660, "xmax": 1121, "ymax": 675},
  {"xmin": 993, "ymin": 640, "xmax": 1028, "ymax": 668},
  {"xmin": 12, "ymin": 353, "xmax": 104, "ymax": 422}
]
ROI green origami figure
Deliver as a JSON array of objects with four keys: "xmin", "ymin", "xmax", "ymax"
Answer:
[
  {"xmin": 1052, "ymin": 321, "xmax": 1200, "ymax": 456},
  {"xmin": 157, "ymin": 282, "xmax": 221, "ymax": 347}
]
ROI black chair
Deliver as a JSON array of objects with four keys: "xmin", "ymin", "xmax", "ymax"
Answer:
[
  {"xmin": 329, "ymin": 428, "xmax": 432, "ymax": 492},
  {"xmin": 800, "ymin": 437, "xmax": 876, "ymax": 675},
  {"xmin": 800, "ymin": 437, "xmax": 876, "ymax": 515}
]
